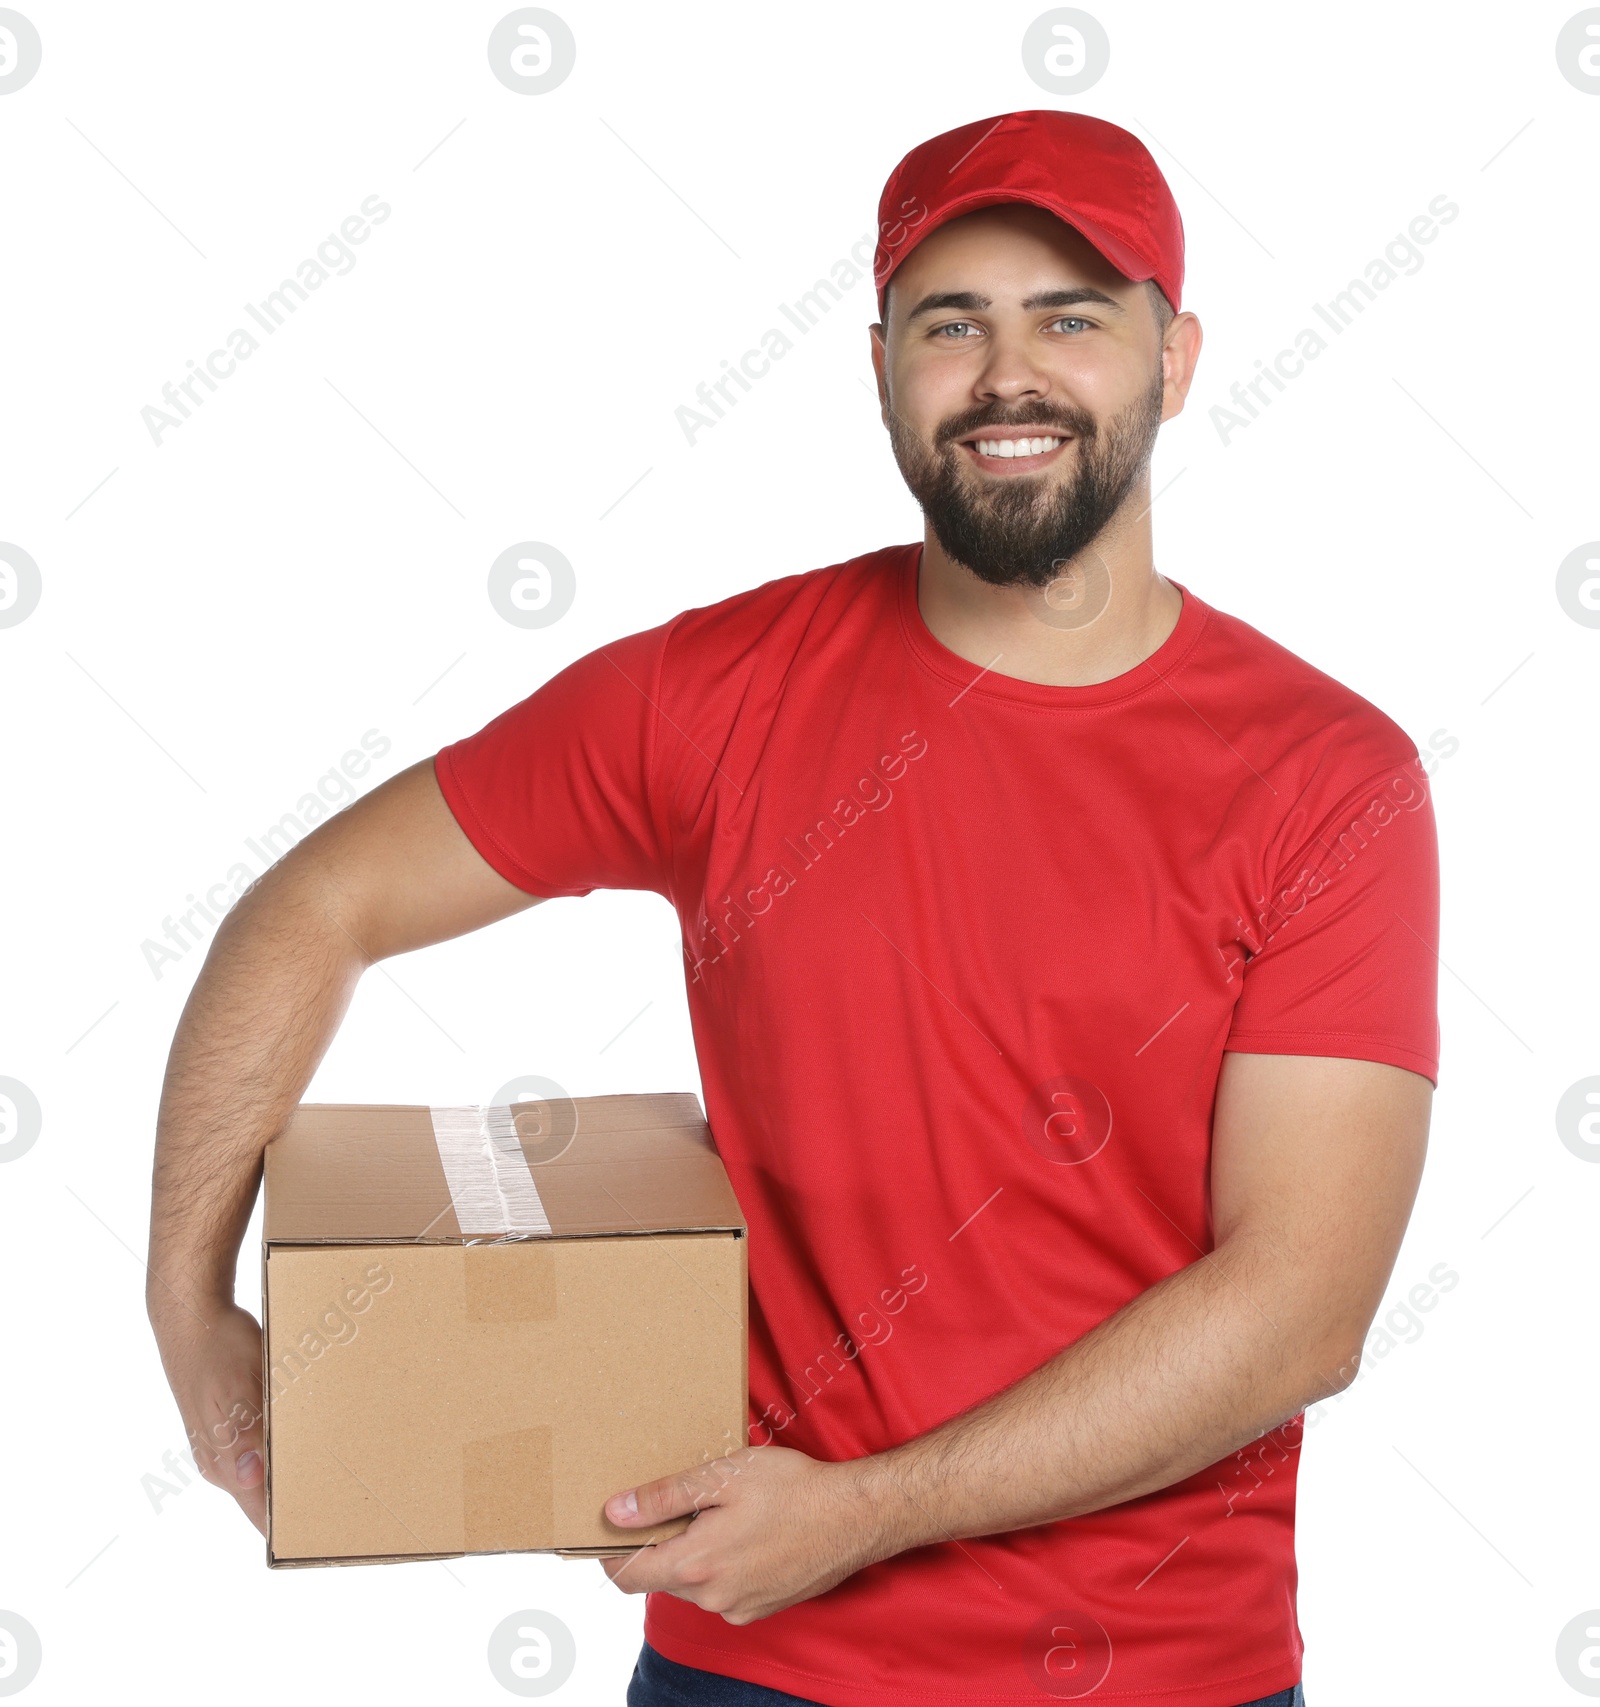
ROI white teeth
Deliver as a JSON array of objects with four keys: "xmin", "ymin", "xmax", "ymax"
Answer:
[{"xmin": 974, "ymin": 436, "xmax": 1061, "ymax": 458}]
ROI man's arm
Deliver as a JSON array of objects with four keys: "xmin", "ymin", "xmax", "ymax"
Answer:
[
  {"xmin": 146, "ymin": 758, "xmax": 541, "ymax": 1534},
  {"xmin": 600, "ymin": 1051, "xmax": 1431, "ymax": 1621}
]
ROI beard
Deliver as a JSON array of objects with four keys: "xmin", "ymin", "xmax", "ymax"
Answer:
[{"xmin": 887, "ymin": 362, "xmax": 1167, "ymax": 590}]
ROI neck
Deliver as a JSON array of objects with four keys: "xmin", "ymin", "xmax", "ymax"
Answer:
[{"xmin": 916, "ymin": 481, "xmax": 1181, "ymax": 688}]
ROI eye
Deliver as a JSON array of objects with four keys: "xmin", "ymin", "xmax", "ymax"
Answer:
[
  {"xmin": 932, "ymin": 320, "xmax": 981, "ymax": 340},
  {"xmin": 1049, "ymin": 316, "xmax": 1092, "ymax": 334}
]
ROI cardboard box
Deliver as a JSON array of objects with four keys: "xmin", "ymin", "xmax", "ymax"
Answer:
[{"xmin": 261, "ymin": 1092, "xmax": 747, "ymax": 1567}]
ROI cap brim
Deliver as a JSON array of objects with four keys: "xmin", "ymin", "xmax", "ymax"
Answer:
[{"xmin": 877, "ymin": 189, "xmax": 1158, "ymax": 315}]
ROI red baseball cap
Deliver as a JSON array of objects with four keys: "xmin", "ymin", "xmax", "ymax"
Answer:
[{"xmin": 874, "ymin": 110, "xmax": 1184, "ymax": 320}]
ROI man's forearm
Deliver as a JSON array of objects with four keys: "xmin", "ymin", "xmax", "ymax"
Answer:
[
  {"xmin": 143, "ymin": 763, "xmax": 540, "ymax": 1531},
  {"xmin": 848, "ymin": 1233, "xmax": 1356, "ymax": 1558},
  {"xmin": 146, "ymin": 856, "xmax": 367, "ymax": 1320}
]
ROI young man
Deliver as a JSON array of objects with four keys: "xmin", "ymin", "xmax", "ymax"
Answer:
[{"xmin": 148, "ymin": 112, "xmax": 1439, "ymax": 1707}]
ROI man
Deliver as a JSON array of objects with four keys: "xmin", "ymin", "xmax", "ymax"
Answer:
[{"xmin": 147, "ymin": 111, "xmax": 1439, "ymax": 1707}]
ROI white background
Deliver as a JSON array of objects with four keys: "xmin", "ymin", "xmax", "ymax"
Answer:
[{"xmin": 2, "ymin": 2, "xmax": 1596, "ymax": 1702}]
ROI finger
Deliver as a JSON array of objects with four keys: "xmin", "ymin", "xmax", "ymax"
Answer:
[
  {"xmin": 233, "ymin": 1445, "xmax": 267, "ymax": 1537},
  {"xmin": 605, "ymin": 1459, "xmax": 733, "ymax": 1528},
  {"xmin": 192, "ymin": 1397, "xmax": 268, "ymax": 1536},
  {"xmin": 599, "ymin": 1545, "xmax": 678, "ymax": 1595},
  {"xmin": 600, "ymin": 1551, "xmax": 643, "ymax": 1585},
  {"xmin": 601, "ymin": 1549, "xmax": 665, "ymax": 1597}
]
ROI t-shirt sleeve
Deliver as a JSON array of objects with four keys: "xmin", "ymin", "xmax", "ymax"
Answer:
[
  {"xmin": 432, "ymin": 622, "xmax": 676, "ymax": 902},
  {"xmin": 1225, "ymin": 756, "xmax": 1441, "ymax": 1085}
]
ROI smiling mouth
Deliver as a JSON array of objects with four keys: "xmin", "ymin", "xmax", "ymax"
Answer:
[{"xmin": 957, "ymin": 433, "xmax": 1072, "ymax": 472}]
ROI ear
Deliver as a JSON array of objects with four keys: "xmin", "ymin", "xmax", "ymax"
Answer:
[
  {"xmin": 1157, "ymin": 311, "xmax": 1204, "ymax": 423},
  {"xmin": 868, "ymin": 324, "xmax": 890, "ymax": 426}
]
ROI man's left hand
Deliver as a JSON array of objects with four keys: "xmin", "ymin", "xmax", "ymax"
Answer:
[{"xmin": 600, "ymin": 1445, "xmax": 892, "ymax": 1624}]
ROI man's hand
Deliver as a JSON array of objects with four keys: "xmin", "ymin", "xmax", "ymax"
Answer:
[
  {"xmin": 146, "ymin": 759, "xmax": 544, "ymax": 1540},
  {"xmin": 608, "ymin": 1057, "xmax": 1431, "ymax": 1596},
  {"xmin": 150, "ymin": 1299, "xmax": 268, "ymax": 1535},
  {"xmin": 599, "ymin": 1446, "xmax": 888, "ymax": 1624}
]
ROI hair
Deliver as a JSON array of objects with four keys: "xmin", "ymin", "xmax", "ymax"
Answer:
[{"xmin": 1146, "ymin": 280, "xmax": 1175, "ymax": 340}]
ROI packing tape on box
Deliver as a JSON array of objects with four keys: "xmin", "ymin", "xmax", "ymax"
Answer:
[
  {"xmin": 429, "ymin": 1105, "xmax": 552, "ymax": 1238},
  {"xmin": 462, "ymin": 1423, "xmax": 555, "ymax": 1550}
]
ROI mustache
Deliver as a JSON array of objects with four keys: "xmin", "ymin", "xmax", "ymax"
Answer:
[{"xmin": 933, "ymin": 402, "xmax": 1097, "ymax": 449}]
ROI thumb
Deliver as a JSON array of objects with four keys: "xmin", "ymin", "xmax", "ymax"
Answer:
[{"xmin": 605, "ymin": 1464, "xmax": 722, "ymax": 1528}]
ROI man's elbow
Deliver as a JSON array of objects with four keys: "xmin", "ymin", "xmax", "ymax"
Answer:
[
  {"xmin": 212, "ymin": 828, "xmax": 375, "ymax": 971},
  {"xmin": 1301, "ymin": 1326, "xmax": 1367, "ymax": 1404}
]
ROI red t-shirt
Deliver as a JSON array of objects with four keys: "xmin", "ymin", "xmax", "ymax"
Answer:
[{"xmin": 435, "ymin": 543, "xmax": 1440, "ymax": 1707}]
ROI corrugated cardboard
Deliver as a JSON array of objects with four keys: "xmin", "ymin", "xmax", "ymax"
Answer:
[{"xmin": 262, "ymin": 1093, "xmax": 747, "ymax": 1567}]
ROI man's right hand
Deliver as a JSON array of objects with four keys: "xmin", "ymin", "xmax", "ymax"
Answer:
[
  {"xmin": 145, "ymin": 758, "xmax": 544, "ymax": 1542},
  {"xmin": 152, "ymin": 1299, "xmax": 270, "ymax": 1535}
]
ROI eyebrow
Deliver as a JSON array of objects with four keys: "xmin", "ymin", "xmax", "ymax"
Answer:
[{"xmin": 903, "ymin": 286, "xmax": 1127, "ymax": 321}]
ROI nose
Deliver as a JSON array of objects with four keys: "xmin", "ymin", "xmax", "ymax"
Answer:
[{"xmin": 973, "ymin": 326, "xmax": 1052, "ymax": 408}]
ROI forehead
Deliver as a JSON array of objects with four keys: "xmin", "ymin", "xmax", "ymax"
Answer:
[{"xmin": 889, "ymin": 203, "xmax": 1132, "ymax": 312}]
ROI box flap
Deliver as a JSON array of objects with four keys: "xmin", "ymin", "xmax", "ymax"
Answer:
[{"xmin": 264, "ymin": 1092, "xmax": 746, "ymax": 1244}]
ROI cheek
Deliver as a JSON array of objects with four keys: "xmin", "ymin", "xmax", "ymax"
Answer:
[
  {"xmin": 1038, "ymin": 341, "xmax": 1150, "ymax": 422},
  {"xmin": 887, "ymin": 351, "xmax": 973, "ymax": 441}
]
